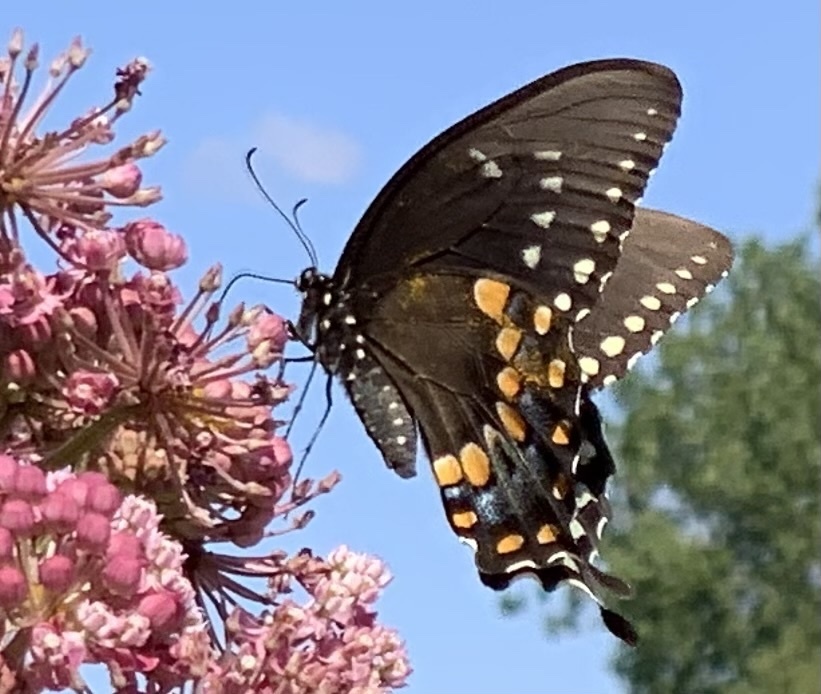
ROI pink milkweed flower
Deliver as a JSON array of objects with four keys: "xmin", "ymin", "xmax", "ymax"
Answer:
[
  {"xmin": 0, "ymin": 30, "xmax": 164, "ymax": 261},
  {"xmin": 124, "ymin": 218, "xmax": 188, "ymax": 271}
]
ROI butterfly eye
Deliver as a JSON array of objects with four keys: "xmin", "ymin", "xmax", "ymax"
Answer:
[{"xmin": 297, "ymin": 267, "xmax": 319, "ymax": 291}]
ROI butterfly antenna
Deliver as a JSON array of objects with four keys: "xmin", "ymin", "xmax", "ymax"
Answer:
[
  {"xmin": 217, "ymin": 271, "xmax": 293, "ymax": 308},
  {"xmin": 245, "ymin": 148, "xmax": 319, "ymax": 267},
  {"xmin": 292, "ymin": 198, "xmax": 319, "ymax": 267}
]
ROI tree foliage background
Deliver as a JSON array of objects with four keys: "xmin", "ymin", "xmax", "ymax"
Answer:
[{"xmin": 505, "ymin": 212, "xmax": 821, "ymax": 694}]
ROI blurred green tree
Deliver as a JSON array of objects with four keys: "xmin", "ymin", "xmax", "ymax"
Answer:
[{"xmin": 504, "ymin": 230, "xmax": 821, "ymax": 694}]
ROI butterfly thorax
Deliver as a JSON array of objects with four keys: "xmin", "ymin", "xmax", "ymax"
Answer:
[{"xmin": 295, "ymin": 267, "xmax": 376, "ymax": 375}]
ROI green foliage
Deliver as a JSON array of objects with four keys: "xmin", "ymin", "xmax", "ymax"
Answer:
[{"xmin": 510, "ymin": 234, "xmax": 821, "ymax": 694}]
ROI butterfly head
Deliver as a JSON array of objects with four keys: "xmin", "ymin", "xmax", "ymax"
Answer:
[{"xmin": 294, "ymin": 266, "xmax": 334, "ymax": 344}]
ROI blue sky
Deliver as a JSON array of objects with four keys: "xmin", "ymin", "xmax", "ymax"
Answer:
[{"xmin": 9, "ymin": 3, "xmax": 819, "ymax": 692}]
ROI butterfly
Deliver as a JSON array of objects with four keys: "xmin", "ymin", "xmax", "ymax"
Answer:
[{"xmin": 293, "ymin": 59, "xmax": 733, "ymax": 644}]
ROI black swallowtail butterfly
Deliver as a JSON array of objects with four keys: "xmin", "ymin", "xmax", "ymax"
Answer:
[{"xmin": 293, "ymin": 59, "xmax": 733, "ymax": 645}]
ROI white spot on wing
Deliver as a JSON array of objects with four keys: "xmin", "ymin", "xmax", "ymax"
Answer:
[
  {"xmin": 590, "ymin": 220, "xmax": 611, "ymax": 243},
  {"xmin": 522, "ymin": 244, "xmax": 542, "ymax": 269},
  {"xmin": 504, "ymin": 559, "xmax": 539, "ymax": 574},
  {"xmin": 575, "ymin": 308, "xmax": 591, "ymax": 323},
  {"xmin": 573, "ymin": 258, "xmax": 595, "ymax": 284},
  {"xmin": 619, "ymin": 159, "xmax": 635, "ymax": 172},
  {"xmin": 468, "ymin": 148, "xmax": 487, "ymax": 161},
  {"xmin": 605, "ymin": 187, "xmax": 623, "ymax": 202},
  {"xmin": 627, "ymin": 352, "xmax": 642, "ymax": 370},
  {"xmin": 579, "ymin": 356, "xmax": 600, "ymax": 376},
  {"xmin": 481, "ymin": 160, "xmax": 503, "ymax": 178},
  {"xmin": 640, "ymin": 295, "xmax": 662, "ymax": 311},
  {"xmin": 600, "ymin": 335, "xmax": 626, "ymax": 357},
  {"xmin": 539, "ymin": 175, "xmax": 563, "ymax": 193},
  {"xmin": 530, "ymin": 210, "xmax": 556, "ymax": 228},
  {"xmin": 534, "ymin": 150, "xmax": 562, "ymax": 160},
  {"xmin": 623, "ymin": 315, "xmax": 644, "ymax": 333},
  {"xmin": 553, "ymin": 292, "xmax": 572, "ymax": 311}
]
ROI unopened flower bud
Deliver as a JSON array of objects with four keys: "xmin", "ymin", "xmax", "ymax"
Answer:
[
  {"xmin": 0, "ymin": 566, "xmax": 26, "ymax": 608},
  {"xmin": 40, "ymin": 492, "xmax": 80, "ymax": 534},
  {"xmin": 100, "ymin": 163, "xmax": 142, "ymax": 198},
  {"xmin": 39, "ymin": 555, "xmax": 75, "ymax": 592},
  {"xmin": 3, "ymin": 348, "xmax": 36, "ymax": 384},
  {"xmin": 14, "ymin": 465, "xmax": 46, "ymax": 501},
  {"xmin": 124, "ymin": 219, "xmax": 187, "ymax": 271},
  {"xmin": 102, "ymin": 555, "xmax": 142, "ymax": 597},
  {"xmin": 0, "ymin": 499, "xmax": 35, "ymax": 535},
  {"xmin": 76, "ymin": 512, "xmax": 111, "ymax": 553}
]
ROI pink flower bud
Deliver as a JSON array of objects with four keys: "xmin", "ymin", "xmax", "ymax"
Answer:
[
  {"xmin": 56, "ymin": 478, "xmax": 90, "ymax": 508},
  {"xmin": 39, "ymin": 554, "xmax": 75, "ymax": 592},
  {"xmin": 100, "ymin": 163, "xmax": 142, "ymax": 198},
  {"xmin": 124, "ymin": 219, "xmax": 187, "ymax": 271},
  {"xmin": 271, "ymin": 436, "xmax": 293, "ymax": 468},
  {"xmin": 0, "ymin": 499, "xmax": 35, "ymax": 535},
  {"xmin": 62, "ymin": 370, "xmax": 119, "ymax": 415},
  {"xmin": 102, "ymin": 555, "xmax": 142, "ymax": 597},
  {"xmin": 76, "ymin": 511, "xmax": 111, "ymax": 553},
  {"xmin": 85, "ymin": 481, "xmax": 121, "ymax": 516},
  {"xmin": 3, "ymin": 349, "xmax": 36, "ymax": 384},
  {"xmin": 0, "ymin": 566, "xmax": 26, "ymax": 608},
  {"xmin": 247, "ymin": 310, "xmax": 288, "ymax": 353},
  {"xmin": 14, "ymin": 464, "xmax": 46, "ymax": 501},
  {"xmin": 67, "ymin": 307, "xmax": 97, "ymax": 337},
  {"xmin": 137, "ymin": 590, "xmax": 181, "ymax": 633},
  {"xmin": 0, "ymin": 455, "xmax": 19, "ymax": 492},
  {"xmin": 106, "ymin": 531, "xmax": 142, "ymax": 559},
  {"xmin": 17, "ymin": 317, "xmax": 52, "ymax": 347},
  {"xmin": 40, "ymin": 492, "xmax": 80, "ymax": 534},
  {"xmin": 73, "ymin": 229, "xmax": 126, "ymax": 271},
  {"xmin": 202, "ymin": 378, "xmax": 232, "ymax": 399}
]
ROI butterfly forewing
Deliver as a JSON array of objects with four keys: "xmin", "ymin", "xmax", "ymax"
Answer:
[{"xmin": 337, "ymin": 60, "xmax": 683, "ymax": 322}]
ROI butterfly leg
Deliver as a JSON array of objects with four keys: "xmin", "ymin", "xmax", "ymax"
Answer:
[{"xmin": 289, "ymin": 373, "xmax": 335, "ymax": 497}]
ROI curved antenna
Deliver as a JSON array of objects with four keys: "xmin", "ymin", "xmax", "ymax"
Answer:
[
  {"xmin": 245, "ymin": 148, "xmax": 319, "ymax": 267},
  {"xmin": 217, "ymin": 270, "xmax": 293, "ymax": 308}
]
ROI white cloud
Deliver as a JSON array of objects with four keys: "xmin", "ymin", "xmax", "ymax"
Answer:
[
  {"xmin": 180, "ymin": 113, "xmax": 361, "ymax": 199},
  {"xmin": 253, "ymin": 114, "xmax": 361, "ymax": 185}
]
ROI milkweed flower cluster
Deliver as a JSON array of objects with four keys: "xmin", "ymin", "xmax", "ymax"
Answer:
[{"xmin": 0, "ymin": 29, "xmax": 410, "ymax": 692}]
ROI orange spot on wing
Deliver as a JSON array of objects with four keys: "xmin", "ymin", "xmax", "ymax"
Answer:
[
  {"xmin": 459, "ymin": 443, "xmax": 491, "ymax": 487},
  {"xmin": 452, "ymin": 510, "xmax": 478, "ymax": 529},
  {"xmin": 432, "ymin": 455, "xmax": 463, "ymax": 486},
  {"xmin": 537, "ymin": 523, "xmax": 560, "ymax": 544},
  {"xmin": 496, "ymin": 367, "xmax": 522, "ymax": 399},
  {"xmin": 495, "ymin": 402, "xmax": 527, "ymax": 442},
  {"xmin": 473, "ymin": 279, "xmax": 510, "ymax": 323},
  {"xmin": 495, "ymin": 327, "xmax": 522, "ymax": 361},
  {"xmin": 496, "ymin": 534, "xmax": 525, "ymax": 554}
]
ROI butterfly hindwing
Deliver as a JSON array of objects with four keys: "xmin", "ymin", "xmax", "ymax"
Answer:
[
  {"xmin": 573, "ymin": 208, "xmax": 734, "ymax": 388},
  {"xmin": 363, "ymin": 272, "xmax": 635, "ymax": 639}
]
